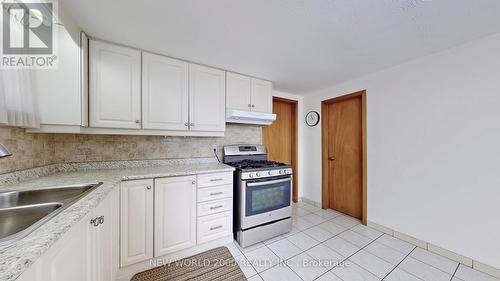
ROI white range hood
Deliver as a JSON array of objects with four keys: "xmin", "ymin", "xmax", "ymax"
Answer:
[{"xmin": 226, "ymin": 109, "xmax": 276, "ymax": 125}]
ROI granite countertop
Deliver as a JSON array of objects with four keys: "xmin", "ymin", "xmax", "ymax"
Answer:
[{"xmin": 0, "ymin": 161, "xmax": 234, "ymax": 281}]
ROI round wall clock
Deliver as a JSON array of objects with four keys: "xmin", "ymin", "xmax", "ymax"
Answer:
[{"xmin": 305, "ymin": 111, "xmax": 320, "ymax": 127}]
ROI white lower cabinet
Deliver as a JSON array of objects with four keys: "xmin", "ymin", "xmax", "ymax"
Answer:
[
  {"xmin": 117, "ymin": 172, "xmax": 233, "ymax": 271},
  {"xmin": 154, "ymin": 176, "xmax": 197, "ymax": 256},
  {"xmin": 17, "ymin": 171, "xmax": 234, "ymax": 281},
  {"xmin": 89, "ymin": 192, "xmax": 114, "ymax": 281},
  {"xmin": 197, "ymin": 198, "xmax": 233, "ymax": 217},
  {"xmin": 41, "ymin": 213, "xmax": 91, "ymax": 281},
  {"xmin": 17, "ymin": 192, "xmax": 114, "ymax": 281},
  {"xmin": 120, "ymin": 179, "xmax": 154, "ymax": 267},
  {"xmin": 197, "ymin": 212, "xmax": 232, "ymax": 245}
]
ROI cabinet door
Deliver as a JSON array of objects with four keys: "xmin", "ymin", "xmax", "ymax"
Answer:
[
  {"xmin": 89, "ymin": 40, "xmax": 141, "ymax": 129},
  {"xmin": 42, "ymin": 213, "xmax": 91, "ymax": 281},
  {"xmin": 188, "ymin": 64, "xmax": 226, "ymax": 132},
  {"xmin": 142, "ymin": 53, "xmax": 189, "ymax": 130},
  {"xmin": 33, "ymin": 24, "xmax": 81, "ymax": 125},
  {"xmin": 251, "ymin": 78, "xmax": 273, "ymax": 113},
  {"xmin": 226, "ymin": 72, "xmax": 251, "ymax": 111},
  {"xmin": 120, "ymin": 179, "xmax": 154, "ymax": 267},
  {"xmin": 154, "ymin": 176, "xmax": 197, "ymax": 256},
  {"xmin": 89, "ymin": 193, "xmax": 114, "ymax": 281}
]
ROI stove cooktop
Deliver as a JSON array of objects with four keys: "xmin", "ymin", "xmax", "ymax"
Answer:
[{"xmin": 227, "ymin": 160, "xmax": 291, "ymax": 171}]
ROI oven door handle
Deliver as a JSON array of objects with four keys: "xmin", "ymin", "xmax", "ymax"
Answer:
[{"xmin": 246, "ymin": 177, "xmax": 291, "ymax": 187}]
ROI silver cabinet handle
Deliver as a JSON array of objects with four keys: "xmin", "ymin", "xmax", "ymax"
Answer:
[
  {"xmin": 190, "ymin": 123, "xmax": 195, "ymax": 127},
  {"xmin": 146, "ymin": 186, "xmax": 152, "ymax": 190},
  {"xmin": 184, "ymin": 122, "xmax": 189, "ymax": 127},
  {"xmin": 251, "ymin": 104, "xmax": 255, "ymax": 108},
  {"xmin": 247, "ymin": 177, "xmax": 291, "ymax": 187},
  {"xmin": 210, "ymin": 225, "xmax": 223, "ymax": 231},
  {"xmin": 192, "ymin": 180, "xmax": 196, "ymax": 185},
  {"xmin": 135, "ymin": 120, "xmax": 140, "ymax": 124},
  {"xmin": 248, "ymin": 104, "xmax": 252, "ymax": 108},
  {"xmin": 210, "ymin": 205, "xmax": 223, "ymax": 210},
  {"xmin": 210, "ymin": 178, "xmax": 223, "ymax": 182},
  {"xmin": 90, "ymin": 216, "xmax": 104, "ymax": 227},
  {"xmin": 209, "ymin": 192, "xmax": 223, "ymax": 196}
]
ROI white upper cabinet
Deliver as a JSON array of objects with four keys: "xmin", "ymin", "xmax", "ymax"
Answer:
[
  {"xmin": 33, "ymin": 24, "xmax": 82, "ymax": 126},
  {"xmin": 226, "ymin": 72, "xmax": 251, "ymax": 111},
  {"xmin": 142, "ymin": 53, "xmax": 189, "ymax": 130},
  {"xmin": 189, "ymin": 64, "xmax": 226, "ymax": 132},
  {"xmin": 250, "ymin": 78, "xmax": 273, "ymax": 113},
  {"xmin": 89, "ymin": 40, "xmax": 141, "ymax": 129},
  {"xmin": 226, "ymin": 72, "xmax": 273, "ymax": 113}
]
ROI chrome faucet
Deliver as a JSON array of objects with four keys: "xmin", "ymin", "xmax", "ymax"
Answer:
[{"xmin": 0, "ymin": 143, "xmax": 11, "ymax": 158}]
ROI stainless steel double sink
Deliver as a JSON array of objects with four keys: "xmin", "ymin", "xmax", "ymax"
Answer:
[{"xmin": 0, "ymin": 183, "xmax": 102, "ymax": 244}]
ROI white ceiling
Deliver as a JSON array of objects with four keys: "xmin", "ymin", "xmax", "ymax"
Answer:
[{"xmin": 61, "ymin": 0, "xmax": 500, "ymax": 94}]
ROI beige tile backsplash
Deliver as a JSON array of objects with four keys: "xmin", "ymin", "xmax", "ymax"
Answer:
[{"xmin": 0, "ymin": 124, "xmax": 262, "ymax": 174}]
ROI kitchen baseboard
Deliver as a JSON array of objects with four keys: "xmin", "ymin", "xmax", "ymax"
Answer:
[
  {"xmin": 367, "ymin": 220, "xmax": 499, "ymax": 279},
  {"xmin": 296, "ymin": 200, "xmax": 499, "ymax": 278},
  {"xmin": 299, "ymin": 197, "xmax": 321, "ymax": 207}
]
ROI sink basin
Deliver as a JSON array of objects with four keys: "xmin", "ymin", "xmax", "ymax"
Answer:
[
  {"xmin": 0, "ymin": 203, "xmax": 63, "ymax": 242},
  {"xmin": 0, "ymin": 183, "xmax": 99, "ymax": 208},
  {"xmin": 0, "ymin": 183, "xmax": 102, "ymax": 244}
]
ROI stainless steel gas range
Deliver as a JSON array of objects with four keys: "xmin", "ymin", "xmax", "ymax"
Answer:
[{"xmin": 223, "ymin": 144, "xmax": 293, "ymax": 247}]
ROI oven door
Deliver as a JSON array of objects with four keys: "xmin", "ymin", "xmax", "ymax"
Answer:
[{"xmin": 240, "ymin": 176, "xmax": 292, "ymax": 229}]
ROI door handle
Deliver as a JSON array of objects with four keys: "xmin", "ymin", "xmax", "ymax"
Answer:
[{"xmin": 328, "ymin": 156, "xmax": 336, "ymax": 161}]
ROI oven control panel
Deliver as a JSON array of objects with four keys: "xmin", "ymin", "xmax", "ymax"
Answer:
[{"xmin": 241, "ymin": 168, "xmax": 293, "ymax": 180}]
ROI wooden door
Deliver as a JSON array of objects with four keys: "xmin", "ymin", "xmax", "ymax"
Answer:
[
  {"xmin": 251, "ymin": 78, "xmax": 273, "ymax": 113},
  {"xmin": 324, "ymin": 94, "xmax": 364, "ymax": 219},
  {"xmin": 120, "ymin": 179, "xmax": 154, "ymax": 267},
  {"xmin": 263, "ymin": 97, "xmax": 298, "ymax": 202},
  {"xmin": 188, "ymin": 64, "xmax": 226, "ymax": 132},
  {"xmin": 226, "ymin": 72, "xmax": 252, "ymax": 111},
  {"xmin": 89, "ymin": 40, "xmax": 141, "ymax": 129},
  {"xmin": 154, "ymin": 176, "xmax": 197, "ymax": 256},
  {"xmin": 142, "ymin": 52, "xmax": 189, "ymax": 130}
]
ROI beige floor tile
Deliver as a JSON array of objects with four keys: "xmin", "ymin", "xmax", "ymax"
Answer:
[
  {"xmin": 410, "ymin": 247, "xmax": 458, "ymax": 275},
  {"xmin": 398, "ymin": 257, "xmax": 452, "ymax": 281},
  {"xmin": 323, "ymin": 236, "xmax": 360, "ymax": 258},
  {"xmin": 287, "ymin": 252, "xmax": 328, "ymax": 281},
  {"xmin": 303, "ymin": 226, "xmax": 335, "ymax": 242},
  {"xmin": 287, "ymin": 232, "xmax": 320, "ymax": 251},
  {"xmin": 349, "ymin": 250, "xmax": 396, "ymax": 278},
  {"xmin": 267, "ymin": 239, "xmax": 302, "ymax": 260},
  {"xmin": 244, "ymin": 246, "xmax": 281, "ymax": 273}
]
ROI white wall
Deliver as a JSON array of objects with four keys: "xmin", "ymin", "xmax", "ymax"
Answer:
[
  {"xmin": 272, "ymin": 91, "xmax": 304, "ymax": 200},
  {"xmin": 301, "ymin": 33, "xmax": 500, "ymax": 268}
]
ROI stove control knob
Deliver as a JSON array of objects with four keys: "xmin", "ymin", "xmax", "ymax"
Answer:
[
  {"xmin": 248, "ymin": 173, "xmax": 254, "ymax": 178},
  {"xmin": 268, "ymin": 171, "xmax": 272, "ymax": 176},
  {"xmin": 279, "ymin": 170, "xmax": 284, "ymax": 174},
  {"xmin": 256, "ymin": 172, "xmax": 260, "ymax": 177}
]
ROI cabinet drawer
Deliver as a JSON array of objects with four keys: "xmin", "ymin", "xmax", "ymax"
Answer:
[
  {"xmin": 197, "ymin": 198, "xmax": 232, "ymax": 217},
  {"xmin": 197, "ymin": 211, "xmax": 232, "ymax": 244},
  {"xmin": 197, "ymin": 172, "xmax": 233, "ymax": 188},
  {"xmin": 197, "ymin": 185, "xmax": 233, "ymax": 202}
]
